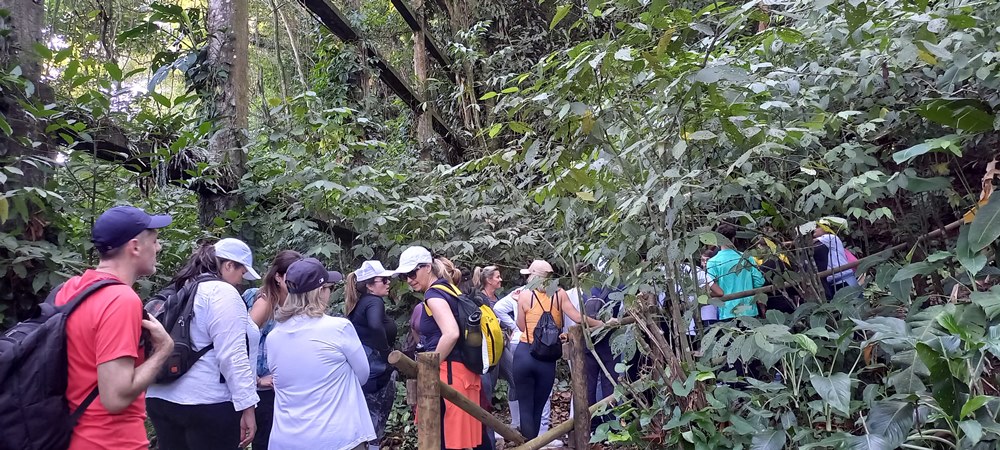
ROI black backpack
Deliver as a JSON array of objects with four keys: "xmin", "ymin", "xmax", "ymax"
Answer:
[
  {"xmin": 529, "ymin": 291, "xmax": 563, "ymax": 362},
  {"xmin": 145, "ymin": 273, "xmax": 219, "ymax": 383},
  {"xmin": 0, "ymin": 279, "xmax": 122, "ymax": 450},
  {"xmin": 424, "ymin": 283, "xmax": 486, "ymax": 375}
]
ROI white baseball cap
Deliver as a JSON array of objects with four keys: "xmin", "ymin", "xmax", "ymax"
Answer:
[
  {"xmin": 214, "ymin": 238, "xmax": 261, "ymax": 280},
  {"xmin": 393, "ymin": 246, "xmax": 433, "ymax": 274},
  {"xmin": 354, "ymin": 260, "xmax": 395, "ymax": 282}
]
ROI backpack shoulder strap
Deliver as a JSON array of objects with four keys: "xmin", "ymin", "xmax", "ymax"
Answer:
[
  {"xmin": 69, "ymin": 386, "xmax": 100, "ymax": 425},
  {"xmin": 431, "ymin": 283, "xmax": 462, "ymax": 298},
  {"xmin": 57, "ymin": 279, "xmax": 124, "ymax": 314}
]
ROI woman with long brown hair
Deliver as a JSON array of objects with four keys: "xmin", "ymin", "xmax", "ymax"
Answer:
[{"xmin": 345, "ymin": 260, "xmax": 397, "ymax": 450}]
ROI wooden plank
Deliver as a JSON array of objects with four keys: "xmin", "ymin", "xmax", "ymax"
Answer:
[
  {"xmin": 390, "ymin": 351, "xmax": 527, "ymax": 445},
  {"xmin": 298, "ymin": 0, "xmax": 467, "ymax": 153},
  {"xmin": 417, "ymin": 352, "xmax": 443, "ymax": 450},
  {"xmin": 568, "ymin": 326, "xmax": 592, "ymax": 449},
  {"xmin": 389, "ymin": 0, "xmax": 455, "ymax": 72}
]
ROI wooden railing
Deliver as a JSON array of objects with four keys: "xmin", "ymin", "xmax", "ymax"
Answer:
[{"xmin": 389, "ymin": 322, "xmax": 612, "ymax": 449}]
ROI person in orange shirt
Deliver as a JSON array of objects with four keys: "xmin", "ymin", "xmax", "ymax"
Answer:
[{"xmin": 56, "ymin": 205, "xmax": 175, "ymax": 450}]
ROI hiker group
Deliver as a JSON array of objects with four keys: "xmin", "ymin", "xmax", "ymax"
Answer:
[{"xmin": 0, "ymin": 204, "xmax": 862, "ymax": 450}]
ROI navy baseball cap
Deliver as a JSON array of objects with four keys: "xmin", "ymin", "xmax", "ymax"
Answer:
[
  {"xmin": 285, "ymin": 257, "xmax": 344, "ymax": 294},
  {"xmin": 92, "ymin": 206, "xmax": 172, "ymax": 253}
]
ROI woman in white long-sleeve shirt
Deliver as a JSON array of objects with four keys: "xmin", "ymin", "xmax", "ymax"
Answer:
[
  {"xmin": 147, "ymin": 238, "xmax": 262, "ymax": 450},
  {"xmin": 267, "ymin": 257, "xmax": 374, "ymax": 450}
]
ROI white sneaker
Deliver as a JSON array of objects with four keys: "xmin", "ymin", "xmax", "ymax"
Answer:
[{"xmin": 543, "ymin": 439, "xmax": 564, "ymax": 448}]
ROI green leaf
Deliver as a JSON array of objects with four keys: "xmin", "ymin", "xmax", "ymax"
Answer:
[
  {"xmin": 960, "ymin": 395, "xmax": 993, "ymax": 418},
  {"xmin": 959, "ymin": 420, "xmax": 983, "ymax": 444},
  {"xmin": 891, "ymin": 262, "xmax": 935, "ymax": 282},
  {"xmin": 971, "ymin": 287, "xmax": 1000, "ymax": 320},
  {"xmin": 956, "ymin": 225, "xmax": 987, "ymax": 275},
  {"xmin": 550, "ymin": 4, "xmax": 572, "ymax": 30},
  {"xmin": 0, "ymin": 196, "xmax": 8, "ymax": 224},
  {"xmin": 487, "ymin": 123, "xmax": 504, "ymax": 138},
  {"xmin": 104, "ymin": 63, "xmax": 123, "ymax": 82},
  {"xmin": 917, "ymin": 98, "xmax": 996, "ymax": 132},
  {"xmin": 810, "ymin": 372, "xmax": 851, "ymax": 415},
  {"xmin": 32, "ymin": 43, "xmax": 53, "ymax": 59},
  {"xmin": 845, "ymin": 434, "xmax": 891, "ymax": 450},
  {"xmin": 0, "ymin": 114, "xmax": 11, "ymax": 136},
  {"xmin": 968, "ymin": 194, "xmax": 1000, "ymax": 252},
  {"xmin": 892, "ymin": 135, "xmax": 959, "ymax": 164},
  {"xmin": 508, "ymin": 121, "xmax": 532, "ymax": 134},
  {"xmin": 792, "ymin": 333, "xmax": 818, "ymax": 355},
  {"xmin": 904, "ymin": 176, "xmax": 951, "ymax": 193},
  {"xmin": 916, "ymin": 342, "xmax": 964, "ymax": 419},
  {"xmin": 750, "ymin": 429, "xmax": 786, "ymax": 450},
  {"xmin": 866, "ymin": 401, "xmax": 914, "ymax": 447},
  {"xmin": 117, "ymin": 23, "xmax": 160, "ymax": 43},
  {"xmin": 479, "ymin": 91, "xmax": 498, "ymax": 100}
]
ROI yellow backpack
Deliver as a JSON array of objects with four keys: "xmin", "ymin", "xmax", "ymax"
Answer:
[{"xmin": 427, "ymin": 284, "xmax": 505, "ymax": 373}]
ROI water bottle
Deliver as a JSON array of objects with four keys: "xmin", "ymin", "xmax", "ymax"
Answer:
[{"xmin": 465, "ymin": 310, "xmax": 483, "ymax": 348}]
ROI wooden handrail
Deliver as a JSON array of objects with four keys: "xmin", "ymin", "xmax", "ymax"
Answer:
[{"xmin": 388, "ymin": 351, "xmax": 527, "ymax": 445}]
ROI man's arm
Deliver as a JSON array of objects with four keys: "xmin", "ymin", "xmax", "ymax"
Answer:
[{"xmin": 96, "ymin": 316, "xmax": 173, "ymax": 414}]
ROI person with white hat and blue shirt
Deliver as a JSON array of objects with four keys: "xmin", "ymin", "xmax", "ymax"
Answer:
[
  {"xmin": 267, "ymin": 257, "xmax": 375, "ymax": 450},
  {"xmin": 345, "ymin": 260, "xmax": 398, "ymax": 450},
  {"xmin": 147, "ymin": 238, "xmax": 262, "ymax": 450}
]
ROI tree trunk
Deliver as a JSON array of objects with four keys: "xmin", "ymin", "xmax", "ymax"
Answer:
[
  {"xmin": 0, "ymin": 0, "xmax": 52, "ymax": 190},
  {"xmin": 412, "ymin": 0, "xmax": 434, "ymax": 158},
  {"xmin": 201, "ymin": 0, "xmax": 250, "ymax": 228},
  {"xmin": 0, "ymin": 0, "xmax": 60, "ymax": 324}
]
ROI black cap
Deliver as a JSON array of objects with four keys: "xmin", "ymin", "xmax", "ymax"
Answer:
[
  {"xmin": 285, "ymin": 258, "xmax": 344, "ymax": 294},
  {"xmin": 91, "ymin": 206, "xmax": 172, "ymax": 253}
]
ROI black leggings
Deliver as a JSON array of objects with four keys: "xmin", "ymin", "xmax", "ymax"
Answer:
[
  {"xmin": 147, "ymin": 398, "xmax": 241, "ymax": 450},
  {"xmin": 253, "ymin": 390, "xmax": 275, "ymax": 450},
  {"xmin": 512, "ymin": 344, "xmax": 556, "ymax": 439}
]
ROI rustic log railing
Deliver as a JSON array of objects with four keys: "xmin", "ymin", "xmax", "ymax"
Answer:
[{"xmin": 390, "ymin": 323, "xmax": 612, "ymax": 450}]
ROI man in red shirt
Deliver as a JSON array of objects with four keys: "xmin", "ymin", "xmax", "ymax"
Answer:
[{"xmin": 55, "ymin": 205, "xmax": 175, "ymax": 449}]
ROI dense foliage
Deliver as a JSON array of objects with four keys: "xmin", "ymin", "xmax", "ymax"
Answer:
[{"xmin": 3, "ymin": 0, "xmax": 1000, "ymax": 448}]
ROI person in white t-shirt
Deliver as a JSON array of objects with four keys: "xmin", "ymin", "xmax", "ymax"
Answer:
[{"xmin": 267, "ymin": 258, "xmax": 373, "ymax": 450}]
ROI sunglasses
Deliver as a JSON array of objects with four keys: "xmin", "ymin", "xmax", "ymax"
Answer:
[
  {"xmin": 398, "ymin": 263, "xmax": 430, "ymax": 281},
  {"xmin": 369, "ymin": 277, "xmax": 391, "ymax": 286}
]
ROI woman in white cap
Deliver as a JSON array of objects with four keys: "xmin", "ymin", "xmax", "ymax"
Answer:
[
  {"xmin": 345, "ymin": 260, "xmax": 397, "ymax": 450},
  {"xmin": 267, "ymin": 257, "xmax": 373, "ymax": 450},
  {"xmin": 147, "ymin": 238, "xmax": 262, "ymax": 450},
  {"xmin": 513, "ymin": 259, "xmax": 604, "ymax": 439},
  {"xmin": 394, "ymin": 246, "xmax": 483, "ymax": 450}
]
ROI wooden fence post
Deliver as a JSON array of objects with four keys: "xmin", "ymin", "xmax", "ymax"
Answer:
[
  {"xmin": 568, "ymin": 325, "xmax": 592, "ymax": 449},
  {"xmin": 390, "ymin": 351, "xmax": 527, "ymax": 445},
  {"xmin": 417, "ymin": 352, "xmax": 442, "ymax": 450}
]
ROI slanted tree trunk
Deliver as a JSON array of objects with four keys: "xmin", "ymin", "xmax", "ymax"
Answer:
[{"xmin": 200, "ymin": 0, "xmax": 249, "ymax": 228}]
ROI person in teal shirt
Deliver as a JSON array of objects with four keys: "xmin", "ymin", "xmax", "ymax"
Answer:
[{"xmin": 706, "ymin": 224, "xmax": 765, "ymax": 319}]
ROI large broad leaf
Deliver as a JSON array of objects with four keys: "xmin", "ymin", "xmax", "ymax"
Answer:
[
  {"xmin": 916, "ymin": 98, "xmax": 996, "ymax": 132},
  {"xmin": 916, "ymin": 342, "xmax": 965, "ymax": 420},
  {"xmin": 903, "ymin": 176, "xmax": 951, "ymax": 193},
  {"xmin": 810, "ymin": 372, "xmax": 851, "ymax": 415},
  {"xmin": 751, "ymin": 429, "xmax": 786, "ymax": 450},
  {"xmin": 866, "ymin": 401, "xmax": 915, "ymax": 447},
  {"xmin": 956, "ymin": 225, "xmax": 988, "ymax": 275},
  {"xmin": 892, "ymin": 135, "xmax": 959, "ymax": 164},
  {"xmin": 891, "ymin": 262, "xmax": 935, "ymax": 283},
  {"xmin": 968, "ymin": 194, "xmax": 1000, "ymax": 252},
  {"xmin": 971, "ymin": 287, "xmax": 1000, "ymax": 320},
  {"xmin": 845, "ymin": 434, "xmax": 891, "ymax": 450}
]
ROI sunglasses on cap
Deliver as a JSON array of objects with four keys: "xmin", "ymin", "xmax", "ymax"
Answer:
[{"xmin": 398, "ymin": 263, "xmax": 430, "ymax": 281}]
